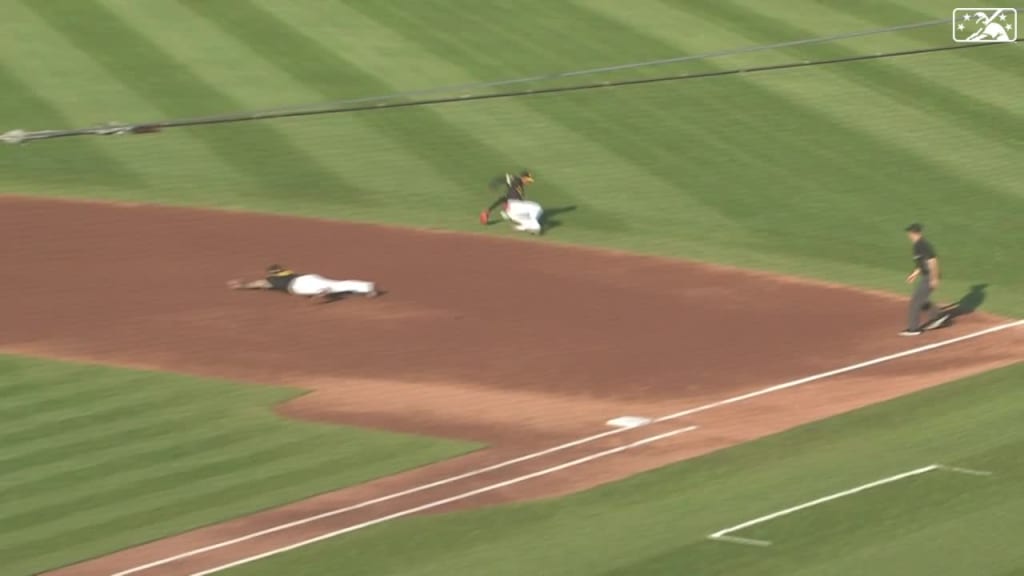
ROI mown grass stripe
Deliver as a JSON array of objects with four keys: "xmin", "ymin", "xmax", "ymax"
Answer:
[
  {"xmin": 0, "ymin": 428, "xmax": 319, "ymax": 530},
  {"xmin": 181, "ymin": 0, "xmax": 506, "ymax": 199},
  {"xmin": 0, "ymin": 65, "xmax": 140, "ymax": 189},
  {"xmin": 0, "ymin": 417, "xmax": 275, "ymax": 492},
  {"xmin": 4, "ymin": 433, "xmax": 379, "ymax": 542},
  {"xmin": 0, "ymin": 371, "xmax": 181, "ymax": 422},
  {"xmin": 0, "ymin": 380, "xmax": 214, "ymax": 442},
  {"xmin": 690, "ymin": 0, "xmax": 1022, "ymax": 142},
  {"xmin": 815, "ymin": 0, "xmax": 1024, "ymax": 80},
  {"xmin": 25, "ymin": 0, "xmax": 362, "ymax": 205},
  {"xmin": 4, "ymin": 434, "xmax": 454, "ymax": 552}
]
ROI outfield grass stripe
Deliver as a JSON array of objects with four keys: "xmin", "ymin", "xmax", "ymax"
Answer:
[
  {"xmin": 1, "ymin": 434, "xmax": 350, "ymax": 544},
  {"xmin": 819, "ymin": 0, "xmax": 1024, "ymax": 80},
  {"xmin": 0, "ymin": 1, "xmax": 160, "ymax": 125},
  {"xmin": 695, "ymin": 0, "xmax": 1023, "ymax": 141},
  {"xmin": 234, "ymin": 0, "xmax": 479, "ymax": 205},
  {"xmin": 748, "ymin": 62, "xmax": 1022, "ymax": 202},
  {"xmin": 0, "ymin": 378, "xmax": 204, "ymax": 440},
  {"xmin": 25, "ymin": 0, "xmax": 363, "ymax": 205},
  {"xmin": 181, "ymin": 0, "xmax": 504, "ymax": 200},
  {"xmin": 561, "ymin": 6, "xmax": 921, "ymax": 247},
  {"xmin": 0, "ymin": 427, "xmax": 313, "ymax": 528},
  {"xmin": 674, "ymin": 0, "xmax": 1023, "ymax": 205},
  {"xmin": 0, "ymin": 62, "xmax": 140, "ymax": 189},
  {"xmin": 100, "ymin": 0, "xmax": 385, "ymax": 209},
  {"xmin": 0, "ymin": 415, "xmax": 272, "ymax": 489},
  {"xmin": 98, "ymin": 0, "xmax": 323, "ymax": 110},
  {"xmin": 0, "ymin": 370, "xmax": 169, "ymax": 421},
  {"xmin": 0, "ymin": 0, "xmax": 252, "ymax": 200},
  {"xmin": 4, "ymin": 435, "xmax": 436, "ymax": 553}
]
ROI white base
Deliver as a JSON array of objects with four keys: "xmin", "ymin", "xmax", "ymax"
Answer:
[{"xmin": 606, "ymin": 416, "xmax": 652, "ymax": 428}]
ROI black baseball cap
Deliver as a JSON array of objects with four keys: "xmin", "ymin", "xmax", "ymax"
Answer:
[{"xmin": 905, "ymin": 223, "xmax": 922, "ymax": 233}]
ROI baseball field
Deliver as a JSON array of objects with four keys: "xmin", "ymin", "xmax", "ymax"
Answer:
[{"xmin": 0, "ymin": 0, "xmax": 1021, "ymax": 575}]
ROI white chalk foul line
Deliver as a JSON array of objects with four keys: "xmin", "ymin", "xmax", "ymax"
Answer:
[
  {"xmin": 708, "ymin": 463, "xmax": 996, "ymax": 546},
  {"xmin": 655, "ymin": 319, "xmax": 1024, "ymax": 424},
  {"xmin": 188, "ymin": 426, "xmax": 698, "ymax": 576},
  {"xmin": 111, "ymin": 318, "xmax": 1021, "ymax": 575}
]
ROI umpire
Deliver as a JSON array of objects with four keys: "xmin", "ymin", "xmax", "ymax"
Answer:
[{"xmin": 901, "ymin": 223, "xmax": 950, "ymax": 335}]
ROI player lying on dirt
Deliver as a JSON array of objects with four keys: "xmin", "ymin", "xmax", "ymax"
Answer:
[
  {"xmin": 227, "ymin": 264, "xmax": 379, "ymax": 302},
  {"xmin": 479, "ymin": 170, "xmax": 544, "ymax": 235}
]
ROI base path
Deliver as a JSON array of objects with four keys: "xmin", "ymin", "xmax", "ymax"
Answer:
[{"xmin": 0, "ymin": 196, "xmax": 1018, "ymax": 576}]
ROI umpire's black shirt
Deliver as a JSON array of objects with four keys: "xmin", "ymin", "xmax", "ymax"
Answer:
[{"xmin": 912, "ymin": 238, "xmax": 936, "ymax": 275}]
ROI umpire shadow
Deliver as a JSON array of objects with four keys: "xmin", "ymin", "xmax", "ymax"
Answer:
[
  {"xmin": 942, "ymin": 283, "xmax": 988, "ymax": 319},
  {"xmin": 541, "ymin": 205, "xmax": 578, "ymax": 232}
]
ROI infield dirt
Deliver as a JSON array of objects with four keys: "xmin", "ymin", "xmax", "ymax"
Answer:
[{"xmin": 1, "ymin": 196, "xmax": 1018, "ymax": 576}]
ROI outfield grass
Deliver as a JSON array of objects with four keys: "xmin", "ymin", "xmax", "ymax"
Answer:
[
  {"xmin": 0, "ymin": 0, "xmax": 1021, "ymax": 315},
  {"xmin": 224, "ymin": 362, "xmax": 1024, "ymax": 576},
  {"xmin": 0, "ymin": 355, "xmax": 476, "ymax": 575}
]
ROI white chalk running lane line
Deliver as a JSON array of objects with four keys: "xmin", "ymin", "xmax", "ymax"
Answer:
[
  {"xmin": 111, "ymin": 318, "xmax": 1021, "ymax": 575},
  {"xmin": 708, "ymin": 465, "xmax": 940, "ymax": 546},
  {"xmin": 188, "ymin": 426, "xmax": 698, "ymax": 576}
]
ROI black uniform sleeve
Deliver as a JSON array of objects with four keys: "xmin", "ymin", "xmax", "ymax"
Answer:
[
  {"xmin": 486, "ymin": 194, "xmax": 508, "ymax": 212},
  {"xmin": 266, "ymin": 273, "xmax": 298, "ymax": 292}
]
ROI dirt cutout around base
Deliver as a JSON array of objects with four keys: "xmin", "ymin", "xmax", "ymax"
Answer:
[{"xmin": 1, "ymin": 196, "xmax": 1018, "ymax": 576}]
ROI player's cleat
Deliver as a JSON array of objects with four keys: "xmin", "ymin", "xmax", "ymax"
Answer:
[
  {"xmin": 898, "ymin": 329, "xmax": 923, "ymax": 336},
  {"xmin": 479, "ymin": 211, "xmax": 489, "ymax": 225},
  {"xmin": 366, "ymin": 289, "xmax": 379, "ymax": 298},
  {"xmin": 923, "ymin": 313, "xmax": 951, "ymax": 331}
]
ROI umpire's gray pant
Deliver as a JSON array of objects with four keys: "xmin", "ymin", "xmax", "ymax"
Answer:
[{"xmin": 908, "ymin": 275, "xmax": 940, "ymax": 330}]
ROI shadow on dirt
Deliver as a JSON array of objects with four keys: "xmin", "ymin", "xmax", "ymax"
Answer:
[{"xmin": 942, "ymin": 283, "xmax": 989, "ymax": 319}]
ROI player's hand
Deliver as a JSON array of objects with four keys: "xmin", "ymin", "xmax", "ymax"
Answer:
[
  {"xmin": 929, "ymin": 278, "xmax": 939, "ymax": 289},
  {"xmin": 905, "ymin": 272, "xmax": 917, "ymax": 284},
  {"xmin": 227, "ymin": 279, "xmax": 242, "ymax": 290}
]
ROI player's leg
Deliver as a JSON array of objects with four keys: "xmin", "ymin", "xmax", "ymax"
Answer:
[
  {"xmin": 504, "ymin": 200, "xmax": 531, "ymax": 230},
  {"xmin": 527, "ymin": 202, "xmax": 544, "ymax": 232},
  {"xmin": 904, "ymin": 277, "xmax": 930, "ymax": 333},
  {"xmin": 921, "ymin": 288, "xmax": 950, "ymax": 330},
  {"xmin": 513, "ymin": 201, "xmax": 543, "ymax": 233},
  {"xmin": 288, "ymin": 274, "xmax": 332, "ymax": 296},
  {"xmin": 324, "ymin": 279, "xmax": 377, "ymax": 296}
]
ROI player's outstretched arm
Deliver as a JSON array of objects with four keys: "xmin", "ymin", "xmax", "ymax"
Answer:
[{"xmin": 228, "ymin": 279, "xmax": 271, "ymax": 290}]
